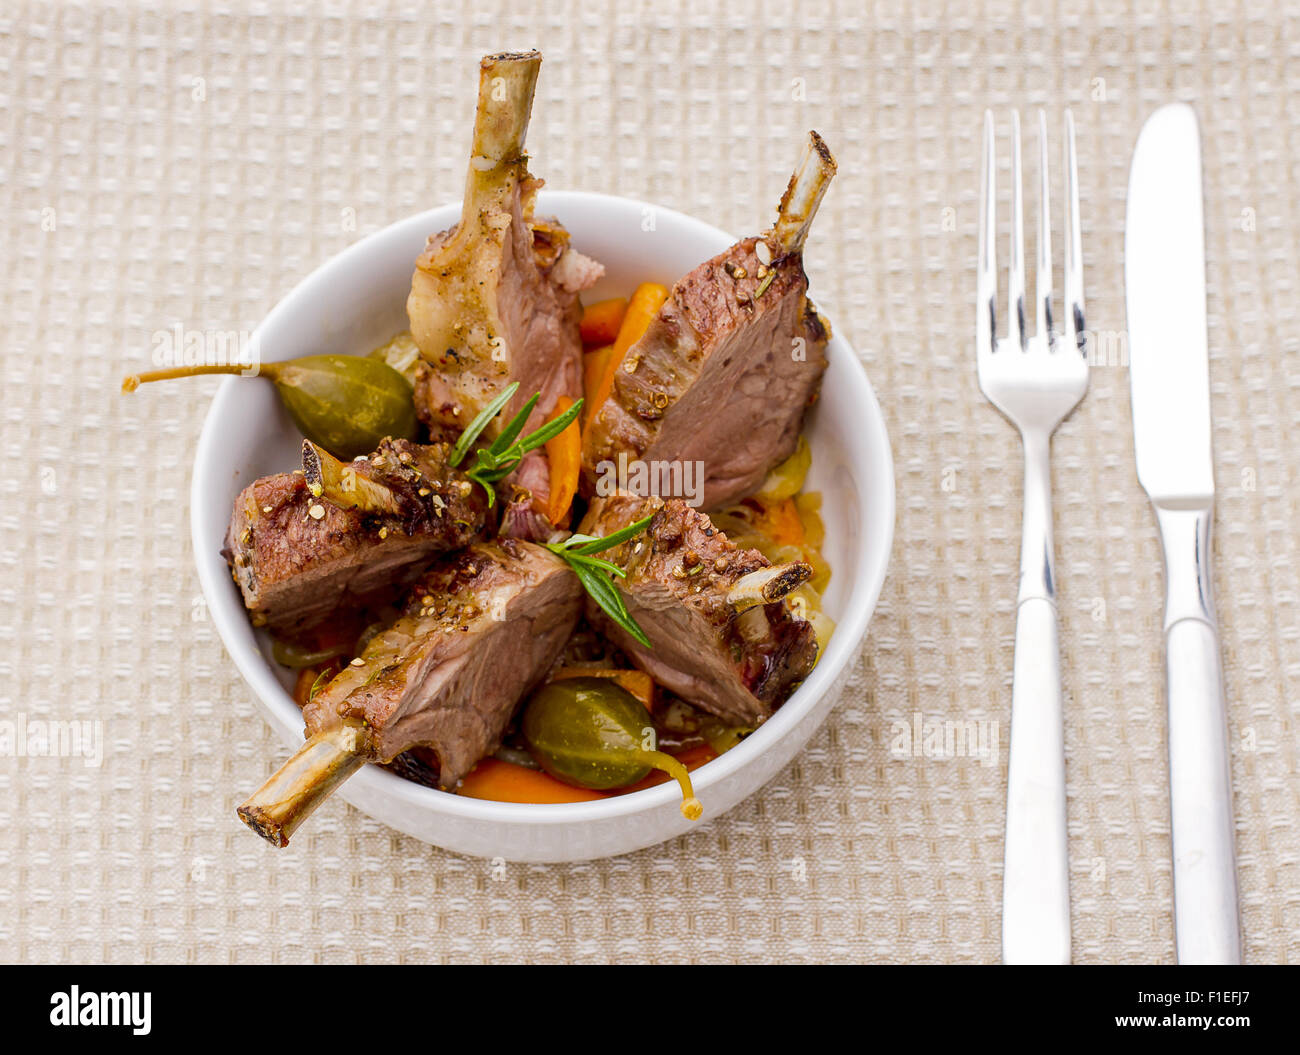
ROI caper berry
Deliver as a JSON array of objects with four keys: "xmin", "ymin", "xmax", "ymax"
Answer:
[
  {"xmin": 521, "ymin": 677, "xmax": 703, "ymax": 820},
  {"xmin": 122, "ymin": 354, "xmax": 419, "ymax": 461}
]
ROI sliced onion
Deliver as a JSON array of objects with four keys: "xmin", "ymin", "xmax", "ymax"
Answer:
[
  {"xmin": 492, "ymin": 746, "xmax": 542, "ymax": 770},
  {"xmin": 271, "ymin": 637, "xmax": 347, "ymax": 669}
]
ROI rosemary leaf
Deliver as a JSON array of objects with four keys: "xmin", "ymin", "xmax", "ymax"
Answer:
[
  {"xmin": 570, "ymin": 560, "xmax": 652, "ymax": 649},
  {"xmin": 514, "ymin": 397, "xmax": 583, "ymax": 452},
  {"xmin": 491, "ymin": 391, "xmax": 540, "ymax": 455},
  {"xmin": 308, "ymin": 667, "xmax": 334, "ymax": 701},
  {"xmin": 450, "ymin": 381, "xmax": 520, "ymax": 467},
  {"xmin": 467, "ymin": 468, "xmax": 498, "ymax": 507},
  {"xmin": 570, "ymin": 553, "xmax": 627, "ymax": 579},
  {"xmin": 456, "ymin": 391, "xmax": 585, "ymax": 503},
  {"xmin": 551, "ymin": 532, "xmax": 600, "ymax": 551},
  {"xmin": 568, "ymin": 514, "xmax": 654, "ymax": 555},
  {"xmin": 545, "ymin": 516, "xmax": 655, "ymax": 648}
]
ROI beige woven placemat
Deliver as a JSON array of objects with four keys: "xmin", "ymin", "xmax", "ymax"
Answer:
[{"xmin": 1, "ymin": 0, "xmax": 1297, "ymax": 964}]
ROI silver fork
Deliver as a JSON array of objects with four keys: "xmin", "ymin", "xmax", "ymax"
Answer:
[{"xmin": 977, "ymin": 110, "xmax": 1087, "ymax": 965}]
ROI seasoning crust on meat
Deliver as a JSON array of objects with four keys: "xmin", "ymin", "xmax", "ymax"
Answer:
[
  {"xmin": 581, "ymin": 133, "xmax": 836, "ymax": 511},
  {"xmin": 223, "ymin": 438, "xmax": 486, "ymax": 634},
  {"xmin": 580, "ymin": 495, "xmax": 818, "ymax": 725},
  {"xmin": 301, "ymin": 539, "xmax": 583, "ymax": 786}
]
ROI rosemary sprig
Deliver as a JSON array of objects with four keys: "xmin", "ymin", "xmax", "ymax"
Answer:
[
  {"xmin": 450, "ymin": 384, "xmax": 647, "ymax": 642},
  {"xmin": 448, "ymin": 382, "xmax": 584, "ymax": 507},
  {"xmin": 545, "ymin": 515, "xmax": 655, "ymax": 649},
  {"xmin": 448, "ymin": 382, "xmax": 519, "ymax": 466}
]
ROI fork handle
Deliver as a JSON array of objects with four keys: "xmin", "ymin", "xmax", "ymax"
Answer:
[
  {"xmin": 1002, "ymin": 433, "xmax": 1072, "ymax": 964},
  {"xmin": 1002, "ymin": 595, "xmax": 1072, "ymax": 964}
]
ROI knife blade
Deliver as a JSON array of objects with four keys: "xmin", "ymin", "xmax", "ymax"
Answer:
[
  {"xmin": 1127, "ymin": 104, "xmax": 1214, "ymax": 504},
  {"xmin": 1124, "ymin": 102, "xmax": 1241, "ymax": 964}
]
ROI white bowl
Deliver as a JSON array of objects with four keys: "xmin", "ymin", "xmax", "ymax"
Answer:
[{"xmin": 192, "ymin": 191, "xmax": 895, "ymax": 862}]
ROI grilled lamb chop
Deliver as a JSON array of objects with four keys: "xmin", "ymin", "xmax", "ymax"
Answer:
[
  {"xmin": 582, "ymin": 132, "xmax": 836, "ymax": 510},
  {"xmin": 407, "ymin": 50, "xmax": 601, "ymax": 444},
  {"xmin": 223, "ymin": 437, "xmax": 486, "ymax": 635},
  {"xmin": 579, "ymin": 495, "xmax": 818, "ymax": 726},
  {"xmin": 238, "ymin": 539, "xmax": 582, "ymax": 846}
]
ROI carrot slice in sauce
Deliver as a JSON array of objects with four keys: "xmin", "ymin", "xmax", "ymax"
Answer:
[
  {"xmin": 587, "ymin": 282, "xmax": 668, "ymax": 428},
  {"xmin": 543, "ymin": 396, "xmax": 581, "ymax": 526},
  {"xmin": 458, "ymin": 758, "xmax": 609, "ymax": 804},
  {"xmin": 579, "ymin": 297, "xmax": 628, "ymax": 346}
]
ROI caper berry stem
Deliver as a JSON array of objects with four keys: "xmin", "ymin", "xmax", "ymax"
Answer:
[
  {"xmin": 121, "ymin": 362, "xmax": 275, "ymax": 392},
  {"xmin": 123, "ymin": 353, "xmax": 419, "ymax": 460},
  {"xmin": 641, "ymin": 750, "xmax": 703, "ymax": 820}
]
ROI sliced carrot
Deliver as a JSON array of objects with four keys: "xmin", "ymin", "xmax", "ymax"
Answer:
[
  {"xmin": 543, "ymin": 396, "xmax": 581, "ymax": 527},
  {"xmin": 587, "ymin": 282, "xmax": 669, "ymax": 430},
  {"xmin": 579, "ymin": 297, "xmax": 628, "ymax": 346},
  {"xmin": 582, "ymin": 343, "xmax": 615, "ymax": 423},
  {"xmin": 760, "ymin": 496, "xmax": 807, "ymax": 547},
  {"xmin": 549, "ymin": 667, "xmax": 657, "ymax": 712},
  {"xmin": 460, "ymin": 744, "xmax": 717, "ymax": 805},
  {"xmin": 292, "ymin": 659, "xmax": 343, "ymax": 709},
  {"xmin": 292, "ymin": 668, "xmax": 318, "ymax": 708},
  {"xmin": 457, "ymin": 758, "xmax": 609, "ymax": 804}
]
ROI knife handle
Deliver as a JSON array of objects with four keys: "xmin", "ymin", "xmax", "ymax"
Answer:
[
  {"xmin": 1002, "ymin": 595, "xmax": 1072, "ymax": 964},
  {"xmin": 1157, "ymin": 504, "xmax": 1242, "ymax": 965}
]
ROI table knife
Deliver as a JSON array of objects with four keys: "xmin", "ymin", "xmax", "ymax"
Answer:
[{"xmin": 1124, "ymin": 102, "xmax": 1242, "ymax": 965}]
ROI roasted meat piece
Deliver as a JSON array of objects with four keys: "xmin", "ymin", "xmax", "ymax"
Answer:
[
  {"xmin": 223, "ymin": 438, "xmax": 486, "ymax": 634},
  {"xmin": 579, "ymin": 495, "xmax": 818, "ymax": 726},
  {"xmin": 238, "ymin": 539, "xmax": 583, "ymax": 846},
  {"xmin": 407, "ymin": 51, "xmax": 601, "ymax": 443},
  {"xmin": 302, "ymin": 539, "xmax": 581, "ymax": 780},
  {"xmin": 582, "ymin": 133, "xmax": 836, "ymax": 510}
]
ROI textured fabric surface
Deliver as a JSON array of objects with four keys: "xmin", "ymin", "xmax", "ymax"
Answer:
[{"xmin": 2, "ymin": 0, "xmax": 1298, "ymax": 964}]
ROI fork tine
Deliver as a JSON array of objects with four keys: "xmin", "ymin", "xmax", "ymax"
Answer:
[
  {"xmin": 977, "ymin": 109, "xmax": 997, "ymax": 355},
  {"xmin": 1036, "ymin": 110, "xmax": 1054, "ymax": 346},
  {"xmin": 1063, "ymin": 110, "xmax": 1085, "ymax": 356},
  {"xmin": 1007, "ymin": 110, "xmax": 1026, "ymax": 351}
]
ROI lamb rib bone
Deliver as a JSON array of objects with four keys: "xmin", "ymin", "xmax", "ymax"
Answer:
[
  {"xmin": 236, "ymin": 539, "xmax": 583, "ymax": 847},
  {"xmin": 726, "ymin": 561, "xmax": 813, "ymax": 612},
  {"xmin": 407, "ymin": 51, "xmax": 598, "ymax": 445},
  {"xmin": 237, "ymin": 720, "xmax": 370, "ymax": 848},
  {"xmin": 772, "ymin": 130, "xmax": 837, "ymax": 254},
  {"xmin": 407, "ymin": 52, "xmax": 541, "ymax": 435}
]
